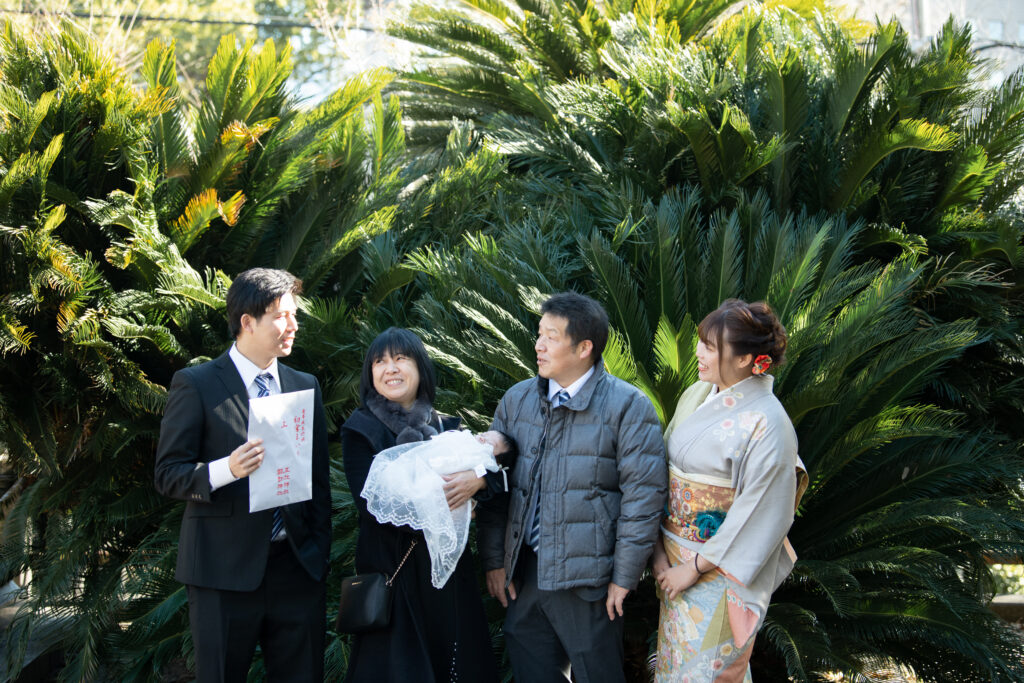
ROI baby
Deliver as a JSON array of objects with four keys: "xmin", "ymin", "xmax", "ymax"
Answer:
[
  {"xmin": 363, "ymin": 428, "xmax": 514, "ymax": 588},
  {"xmin": 441, "ymin": 430, "xmax": 515, "ymax": 510},
  {"xmin": 476, "ymin": 430, "xmax": 515, "ymax": 464}
]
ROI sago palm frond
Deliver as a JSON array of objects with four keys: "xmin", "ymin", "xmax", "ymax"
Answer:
[{"xmin": 411, "ymin": 183, "xmax": 1024, "ymax": 678}]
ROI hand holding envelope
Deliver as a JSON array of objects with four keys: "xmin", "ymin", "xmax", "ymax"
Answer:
[{"xmin": 247, "ymin": 389, "xmax": 315, "ymax": 513}]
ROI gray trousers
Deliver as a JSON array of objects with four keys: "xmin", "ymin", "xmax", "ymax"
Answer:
[{"xmin": 504, "ymin": 547, "xmax": 626, "ymax": 683}]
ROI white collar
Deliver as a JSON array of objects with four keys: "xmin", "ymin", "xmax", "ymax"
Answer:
[
  {"xmin": 229, "ymin": 343, "xmax": 280, "ymax": 392},
  {"xmin": 547, "ymin": 364, "xmax": 596, "ymax": 401},
  {"xmin": 704, "ymin": 374, "xmax": 772, "ymax": 405}
]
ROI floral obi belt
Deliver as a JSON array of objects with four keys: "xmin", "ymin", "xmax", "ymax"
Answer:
[{"xmin": 663, "ymin": 464, "xmax": 735, "ymax": 544}]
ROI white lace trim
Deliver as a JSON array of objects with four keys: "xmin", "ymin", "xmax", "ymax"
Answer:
[{"xmin": 361, "ymin": 430, "xmax": 498, "ymax": 588}]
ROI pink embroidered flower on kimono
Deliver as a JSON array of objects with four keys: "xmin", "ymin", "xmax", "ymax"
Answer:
[
  {"xmin": 750, "ymin": 423, "xmax": 768, "ymax": 441},
  {"xmin": 711, "ymin": 659, "xmax": 724, "ymax": 671},
  {"xmin": 722, "ymin": 395, "xmax": 737, "ymax": 408},
  {"xmin": 721, "ymin": 419, "xmax": 734, "ymax": 429},
  {"xmin": 738, "ymin": 411, "xmax": 760, "ymax": 432}
]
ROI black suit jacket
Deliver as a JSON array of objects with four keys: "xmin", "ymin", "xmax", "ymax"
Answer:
[{"xmin": 154, "ymin": 350, "xmax": 331, "ymax": 591}]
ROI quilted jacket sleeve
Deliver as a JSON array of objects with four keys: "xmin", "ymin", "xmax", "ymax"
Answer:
[
  {"xmin": 610, "ymin": 389, "xmax": 668, "ymax": 589},
  {"xmin": 475, "ymin": 393, "xmax": 513, "ymax": 572}
]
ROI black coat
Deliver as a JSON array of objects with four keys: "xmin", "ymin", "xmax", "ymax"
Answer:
[
  {"xmin": 340, "ymin": 407, "xmax": 500, "ymax": 683},
  {"xmin": 154, "ymin": 350, "xmax": 331, "ymax": 590}
]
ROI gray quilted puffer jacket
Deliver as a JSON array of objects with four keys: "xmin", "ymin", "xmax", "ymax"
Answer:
[{"xmin": 477, "ymin": 361, "xmax": 667, "ymax": 592}]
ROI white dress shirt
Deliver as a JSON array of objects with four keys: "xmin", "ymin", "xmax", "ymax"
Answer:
[
  {"xmin": 207, "ymin": 344, "xmax": 281, "ymax": 491},
  {"xmin": 546, "ymin": 364, "xmax": 596, "ymax": 403}
]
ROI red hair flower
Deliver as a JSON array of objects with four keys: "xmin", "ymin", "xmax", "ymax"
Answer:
[{"xmin": 752, "ymin": 354, "xmax": 772, "ymax": 375}]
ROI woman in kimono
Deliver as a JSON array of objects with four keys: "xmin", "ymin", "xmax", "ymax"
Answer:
[{"xmin": 653, "ymin": 299, "xmax": 807, "ymax": 682}]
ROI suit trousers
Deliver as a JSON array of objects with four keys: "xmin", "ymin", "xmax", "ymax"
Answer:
[
  {"xmin": 504, "ymin": 546, "xmax": 626, "ymax": 683},
  {"xmin": 187, "ymin": 540, "xmax": 326, "ymax": 683}
]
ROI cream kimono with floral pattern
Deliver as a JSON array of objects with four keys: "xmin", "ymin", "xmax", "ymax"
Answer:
[{"xmin": 655, "ymin": 375, "xmax": 806, "ymax": 681}]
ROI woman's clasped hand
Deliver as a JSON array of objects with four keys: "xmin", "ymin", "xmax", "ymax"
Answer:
[{"xmin": 652, "ymin": 543, "xmax": 706, "ymax": 601}]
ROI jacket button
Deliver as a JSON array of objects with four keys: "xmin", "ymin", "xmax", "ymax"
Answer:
[{"xmin": 531, "ymin": 447, "xmax": 537, "ymax": 454}]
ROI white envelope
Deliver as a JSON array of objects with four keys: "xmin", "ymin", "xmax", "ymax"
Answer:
[{"xmin": 247, "ymin": 389, "xmax": 314, "ymax": 513}]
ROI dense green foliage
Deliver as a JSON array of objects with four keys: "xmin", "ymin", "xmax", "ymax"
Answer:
[
  {"xmin": 0, "ymin": 0, "xmax": 1022, "ymax": 680},
  {"xmin": 390, "ymin": 1, "xmax": 1024, "ymax": 678},
  {"xmin": 392, "ymin": 0, "xmax": 1024, "ymax": 440},
  {"xmin": 0, "ymin": 21, "xmax": 407, "ymax": 680}
]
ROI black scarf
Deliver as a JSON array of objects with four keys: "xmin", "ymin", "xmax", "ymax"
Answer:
[{"xmin": 365, "ymin": 393, "xmax": 439, "ymax": 445}]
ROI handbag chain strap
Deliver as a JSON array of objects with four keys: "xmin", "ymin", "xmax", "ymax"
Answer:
[{"xmin": 386, "ymin": 539, "xmax": 417, "ymax": 587}]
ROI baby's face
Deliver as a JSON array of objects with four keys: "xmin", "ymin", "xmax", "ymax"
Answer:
[{"xmin": 477, "ymin": 430, "xmax": 509, "ymax": 455}]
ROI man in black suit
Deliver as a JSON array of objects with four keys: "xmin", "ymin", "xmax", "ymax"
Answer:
[{"xmin": 154, "ymin": 268, "xmax": 331, "ymax": 683}]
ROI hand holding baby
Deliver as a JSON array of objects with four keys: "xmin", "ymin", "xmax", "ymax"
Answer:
[{"xmin": 442, "ymin": 431, "xmax": 513, "ymax": 509}]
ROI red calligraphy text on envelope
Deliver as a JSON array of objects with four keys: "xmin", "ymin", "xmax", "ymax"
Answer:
[
  {"xmin": 276, "ymin": 467, "xmax": 291, "ymax": 496},
  {"xmin": 293, "ymin": 408, "xmax": 307, "ymax": 444}
]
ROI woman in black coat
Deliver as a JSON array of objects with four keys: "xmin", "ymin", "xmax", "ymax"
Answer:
[{"xmin": 340, "ymin": 327, "xmax": 502, "ymax": 683}]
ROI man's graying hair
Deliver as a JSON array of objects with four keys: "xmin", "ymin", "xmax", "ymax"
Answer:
[
  {"xmin": 226, "ymin": 268, "xmax": 302, "ymax": 339},
  {"xmin": 540, "ymin": 292, "xmax": 609, "ymax": 361}
]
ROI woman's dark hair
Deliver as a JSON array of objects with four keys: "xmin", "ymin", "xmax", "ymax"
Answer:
[
  {"xmin": 540, "ymin": 292, "xmax": 609, "ymax": 360},
  {"xmin": 697, "ymin": 299, "xmax": 787, "ymax": 368},
  {"xmin": 226, "ymin": 268, "xmax": 302, "ymax": 338},
  {"xmin": 359, "ymin": 327, "xmax": 437, "ymax": 406}
]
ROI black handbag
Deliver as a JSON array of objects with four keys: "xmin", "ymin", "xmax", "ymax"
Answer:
[{"xmin": 335, "ymin": 539, "xmax": 417, "ymax": 633}]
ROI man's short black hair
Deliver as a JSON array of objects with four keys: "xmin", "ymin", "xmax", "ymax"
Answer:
[
  {"xmin": 540, "ymin": 292, "xmax": 609, "ymax": 360},
  {"xmin": 226, "ymin": 268, "xmax": 302, "ymax": 339},
  {"xmin": 359, "ymin": 327, "xmax": 437, "ymax": 406}
]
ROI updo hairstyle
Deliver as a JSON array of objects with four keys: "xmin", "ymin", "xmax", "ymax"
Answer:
[{"xmin": 697, "ymin": 299, "xmax": 787, "ymax": 368}]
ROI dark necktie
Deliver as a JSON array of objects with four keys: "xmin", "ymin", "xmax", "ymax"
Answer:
[
  {"xmin": 529, "ymin": 389, "xmax": 571, "ymax": 550},
  {"xmin": 254, "ymin": 373, "xmax": 285, "ymax": 541}
]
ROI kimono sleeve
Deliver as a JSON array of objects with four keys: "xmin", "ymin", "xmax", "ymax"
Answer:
[{"xmin": 696, "ymin": 412, "xmax": 798, "ymax": 587}]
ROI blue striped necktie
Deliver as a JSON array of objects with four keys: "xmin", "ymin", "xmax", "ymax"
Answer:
[
  {"xmin": 254, "ymin": 373, "xmax": 285, "ymax": 541},
  {"xmin": 529, "ymin": 389, "xmax": 571, "ymax": 550}
]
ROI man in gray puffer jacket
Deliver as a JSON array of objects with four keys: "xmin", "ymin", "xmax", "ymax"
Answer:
[{"xmin": 478, "ymin": 292, "xmax": 667, "ymax": 683}]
